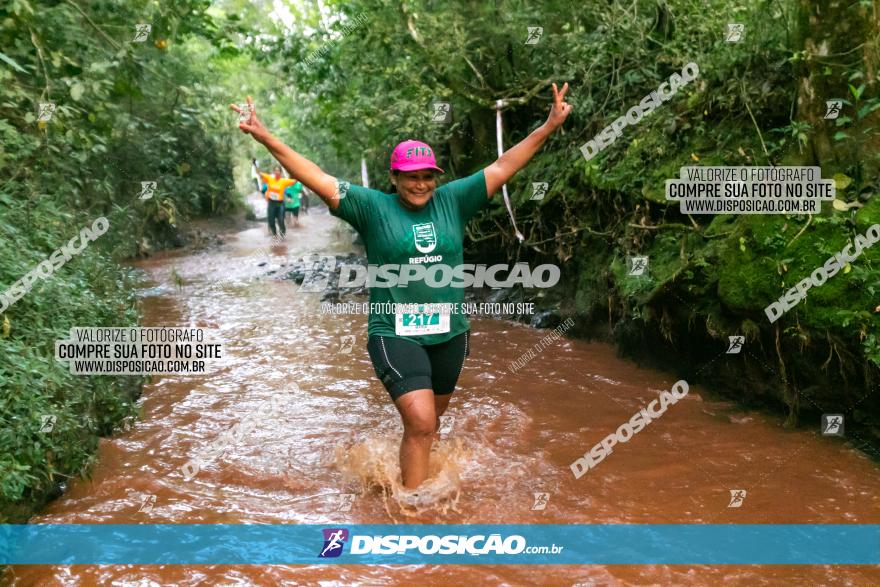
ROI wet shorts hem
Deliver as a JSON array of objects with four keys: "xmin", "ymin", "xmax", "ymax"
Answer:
[
  {"xmin": 367, "ymin": 331, "xmax": 469, "ymax": 401},
  {"xmin": 390, "ymin": 375, "xmax": 434, "ymax": 400}
]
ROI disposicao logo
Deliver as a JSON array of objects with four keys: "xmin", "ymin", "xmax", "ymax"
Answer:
[
  {"xmin": 318, "ymin": 528, "xmax": 349, "ymax": 558},
  {"xmin": 315, "ymin": 530, "xmax": 556, "ymax": 557}
]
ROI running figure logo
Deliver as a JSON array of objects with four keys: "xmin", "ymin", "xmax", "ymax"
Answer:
[
  {"xmin": 628, "ymin": 256, "xmax": 648, "ymax": 276},
  {"xmin": 333, "ymin": 180, "xmax": 350, "ymax": 201},
  {"xmin": 725, "ymin": 24, "xmax": 744, "ymax": 42},
  {"xmin": 824, "ymin": 100, "xmax": 842, "ymax": 120},
  {"xmin": 412, "ymin": 222, "xmax": 438, "ymax": 254},
  {"xmin": 431, "ymin": 102, "xmax": 451, "ymax": 123},
  {"xmin": 531, "ymin": 492, "xmax": 550, "ymax": 510},
  {"xmin": 138, "ymin": 181, "xmax": 157, "ymax": 201},
  {"xmin": 138, "ymin": 494, "xmax": 156, "ymax": 513},
  {"xmin": 728, "ymin": 489, "xmax": 747, "ymax": 508},
  {"xmin": 822, "ymin": 414, "xmax": 844, "ymax": 436},
  {"xmin": 726, "ymin": 336, "xmax": 744, "ymax": 354},
  {"xmin": 37, "ymin": 102, "xmax": 56, "ymax": 122},
  {"xmin": 525, "ymin": 26, "xmax": 543, "ymax": 45},
  {"xmin": 318, "ymin": 528, "xmax": 349, "ymax": 558},
  {"xmin": 339, "ymin": 335, "xmax": 356, "ymax": 354},
  {"xmin": 133, "ymin": 24, "xmax": 152, "ymax": 42},
  {"xmin": 237, "ymin": 102, "xmax": 253, "ymax": 124},
  {"xmin": 39, "ymin": 414, "xmax": 56, "ymax": 433},
  {"xmin": 438, "ymin": 415, "xmax": 454, "ymax": 436},
  {"xmin": 337, "ymin": 494, "xmax": 355, "ymax": 512},
  {"xmin": 530, "ymin": 182, "xmax": 548, "ymax": 201}
]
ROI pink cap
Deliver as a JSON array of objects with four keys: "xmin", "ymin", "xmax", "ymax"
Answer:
[{"xmin": 390, "ymin": 140, "xmax": 444, "ymax": 173}]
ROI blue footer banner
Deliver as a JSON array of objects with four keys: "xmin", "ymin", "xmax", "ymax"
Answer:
[{"xmin": 1, "ymin": 524, "xmax": 878, "ymax": 565}]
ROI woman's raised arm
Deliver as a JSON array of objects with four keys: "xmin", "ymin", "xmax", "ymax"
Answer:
[
  {"xmin": 483, "ymin": 82, "xmax": 572, "ymax": 197},
  {"xmin": 231, "ymin": 96, "xmax": 341, "ymax": 210}
]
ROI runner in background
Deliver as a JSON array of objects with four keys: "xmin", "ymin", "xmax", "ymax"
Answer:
[
  {"xmin": 260, "ymin": 180, "xmax": 302, "ymax": 227},
  {"xmin": 255, "ymin": 160, "xmax": 296, "ymax": 239},
  {"xmin": 284, "ymin": 181, "xmax": 303, "ymax": 228}
]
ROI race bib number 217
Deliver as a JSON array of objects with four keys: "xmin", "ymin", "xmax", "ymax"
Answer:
[{"xmin": 395, "ymin": 307, "xmax": 450, "ymax": 336}]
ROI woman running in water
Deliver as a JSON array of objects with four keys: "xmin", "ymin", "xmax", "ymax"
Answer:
[
  {"xmin": 257, "ymin": 163, "xmax": 297, "ymax": 240},
  {"xmin": 231, "ymin": 85, "xmax": 571, "ymax": 492}
]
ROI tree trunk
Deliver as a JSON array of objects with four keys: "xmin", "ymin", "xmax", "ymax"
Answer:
[{"xmin": 795, "ymin": 0, "xmax": 878, "ymax": 172}]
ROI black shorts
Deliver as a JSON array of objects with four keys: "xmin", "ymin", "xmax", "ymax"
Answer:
[
  {"xmin": 285, "ymin": 206, "xmax": 299, "ymax": 217},
  {"xmin": 367, "ymin": 331, "xmax": 470, "ymax": 401}
]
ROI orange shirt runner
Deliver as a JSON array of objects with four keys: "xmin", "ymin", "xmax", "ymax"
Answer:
[{"xmin": 260, "ymin": 173, "xmax": 297, "ymax": 202}]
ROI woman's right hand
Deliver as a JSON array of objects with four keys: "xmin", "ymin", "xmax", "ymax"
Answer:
[
  {"xmin": 230, "ymin": 98, "xmax": 339, "ymax": 209},
  {"xmin": 230, "ymin": 96, "xmax": 270, "ymax": 143}
]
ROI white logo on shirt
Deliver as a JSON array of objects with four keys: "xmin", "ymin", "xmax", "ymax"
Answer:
[{"xmin": 412, "ymin": 222, "xmax": 437, "ymax": 254}]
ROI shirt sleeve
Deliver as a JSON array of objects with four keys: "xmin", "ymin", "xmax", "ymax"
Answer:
[
  {"xmin": 444, "ymin": 169, "xmax": 489, "ymax": 223},
  {"xmin": 328, "ymin": 180, "xmax": 379, "ymax": 236}
]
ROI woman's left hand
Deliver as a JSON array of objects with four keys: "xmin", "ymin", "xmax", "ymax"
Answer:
[{"xmin": 545, "ymin": 82, "xmax": 572, "ymax": 131}]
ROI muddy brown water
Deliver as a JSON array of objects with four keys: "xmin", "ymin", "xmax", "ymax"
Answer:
[{"xmin": 5, "ymin": 203, "xmax": 880, "ymax": 586}]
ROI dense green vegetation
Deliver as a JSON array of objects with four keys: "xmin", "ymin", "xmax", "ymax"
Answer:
[
  {"xmin": 0, "ymin": 0, "xmax": 245, "ymax": 521},
  {"xmin": 1, "ymin": 0, "xmax": 878, "ymax": 521}
]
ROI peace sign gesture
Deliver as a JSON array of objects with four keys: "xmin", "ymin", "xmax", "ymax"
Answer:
[
  {"xmin": 230, "ymin": 96, "xmax": 270, "ymax": 143},
  {"xmin": 545, "ymin": 82, "xmax": 572, "ymax": 132}
]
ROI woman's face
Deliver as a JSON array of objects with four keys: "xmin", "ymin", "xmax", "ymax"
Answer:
[
  {"xmin": 393, "ymin": 169, "xmax": 437, "ymax": 209},
  {"xmin": 273, "ymin": 167, "xmax": 282, "ymax": 179}
]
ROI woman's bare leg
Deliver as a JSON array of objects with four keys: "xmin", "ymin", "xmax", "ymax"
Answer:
[{"xmin": 394, "ymin": 388, "xmax": 436, "ymax": 488}]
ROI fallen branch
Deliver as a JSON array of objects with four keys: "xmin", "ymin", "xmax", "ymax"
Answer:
[
  {"xmin": 785, "ymin": 215, "xmax": 812, "ymax": 249},
  {"xmin": 527, "ymin": 225, "xmax": 613, "ymax": 245}
]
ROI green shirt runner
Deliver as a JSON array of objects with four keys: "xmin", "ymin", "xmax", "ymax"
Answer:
[
  {"xmin": 330, "ymin": 170, "xmax": 489, "ymax": 346},
  {"xmin": 284, "ymin": 183, "xmax": 303, "ymax": 209}
]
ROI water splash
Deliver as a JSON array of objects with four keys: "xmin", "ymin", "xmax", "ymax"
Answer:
[{"xmin": 334, "ymin": 436, "xmax": 471, "ymax": 517}]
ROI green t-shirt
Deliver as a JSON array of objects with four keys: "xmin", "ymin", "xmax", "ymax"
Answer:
[
  {"xmin": 284, "ymin": 183, "xmax": 303, "ymax": 209},
  {"xmin": 330, "ymin": 170, "xmax": 489, "ymax": 345}
]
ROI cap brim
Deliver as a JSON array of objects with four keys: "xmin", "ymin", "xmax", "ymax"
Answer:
[{"xmin": 393, "ymin": 163, "xmax": 445, "ymax": 174}]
